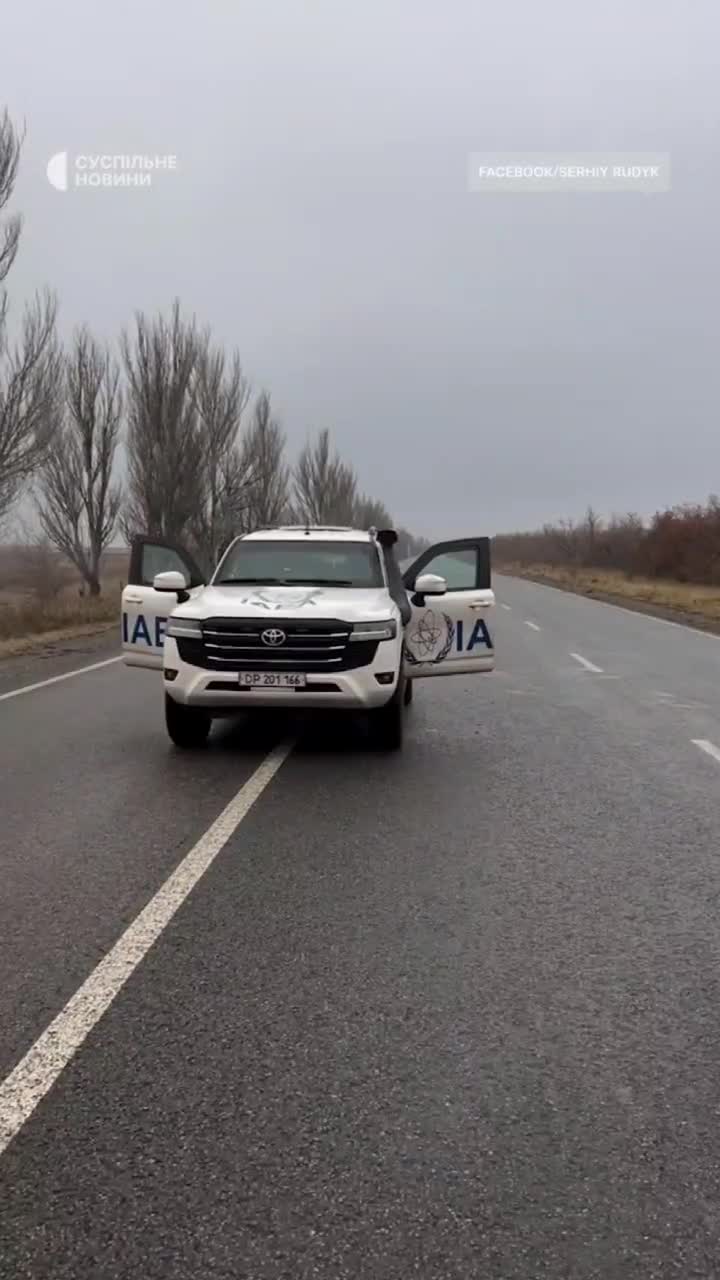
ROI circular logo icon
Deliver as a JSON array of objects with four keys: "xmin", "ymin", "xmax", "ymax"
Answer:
[
  {"xmin": 404, "ymin": 610, "xmax": 454, "ymax": 665},
  {"xmin": 261, "ymin": 627, "xmax": 286, "ymax": 647}
]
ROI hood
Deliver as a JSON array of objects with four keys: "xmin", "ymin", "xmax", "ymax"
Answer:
[{"xmin": 174, "ymin": 583, "xmax": 395, "ymax": 624}]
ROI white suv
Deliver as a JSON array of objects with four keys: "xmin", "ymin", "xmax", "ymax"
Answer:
[{"xmin": 121, "ymin": 526, "xmax": 495, "ymax": 749}]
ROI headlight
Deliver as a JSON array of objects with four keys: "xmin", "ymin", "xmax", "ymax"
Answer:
[
  {"xmin": 349, "ymin": 619, "xmax": 397, "ymax": 642},
  {"xmin": 167, "ymin": 618, "xmax": 203, "ymax": 639}
]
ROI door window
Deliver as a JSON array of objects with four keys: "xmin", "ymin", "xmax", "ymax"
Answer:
[
  {"xmin": 418, "ymin": 548, "xmax": 477, "ymax": 591},
  {"xmin": 140, "ymin": 544, "xmax": 192, "ymax": 587}
]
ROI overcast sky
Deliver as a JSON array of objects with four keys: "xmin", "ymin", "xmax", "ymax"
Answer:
[{"xmin": 3, "ymin": 0, "xmax": 718, "ymax": 538}]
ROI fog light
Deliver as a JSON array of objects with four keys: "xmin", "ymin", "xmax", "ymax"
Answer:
[
  {"xmin": 375, "ymin": 672, "xmax": 395, "ymax": 685},
  {"xmin": 164, "ymin": 668, "xmax": 178, "ymax": 681}
]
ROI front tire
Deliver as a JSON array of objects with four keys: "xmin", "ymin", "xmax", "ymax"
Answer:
[
  {"xmin": 369, "ymin": 679, "xmax": 405, "ymax": 751},
  {"xmin": 165, "ymin": 694, "xmax": 211, "ymax": 749}
]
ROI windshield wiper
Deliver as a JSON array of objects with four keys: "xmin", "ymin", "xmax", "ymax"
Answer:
[
  {"xmin": 215, "ymin": 577, "xmax": 286, "ymax": 585},
  {"xmin": 215, "ymin": 577, "xmax": 359, "ymax": 587},
  {"xmin": 269, "ymin": 578, "xmax": 357, "ymax": 587}
]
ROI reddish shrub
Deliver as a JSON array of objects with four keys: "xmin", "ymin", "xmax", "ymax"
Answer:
[{"xmin": 494, "ymin": 497, "xmax": 720, "ymax": 586}]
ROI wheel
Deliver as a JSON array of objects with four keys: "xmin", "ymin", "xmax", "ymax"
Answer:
[
  {"xmin": 165, "ymin": 694, "xmax": 211, "ymax": 749},
  {"xmin": 369, "ymin": 680, "xmax": 405, "ymax": 750},
  {"xmin": 403, "ymin": 679, "xmax": 414, "ymax": 707}
]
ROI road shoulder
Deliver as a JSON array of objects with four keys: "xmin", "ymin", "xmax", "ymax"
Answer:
[
  {"xmin": 497, "ymin": 568, "xmax": 720, "ymax": 637},
  {"xmin": 0, "ymin": 628, "xmax": 119, "ymax": 698}
]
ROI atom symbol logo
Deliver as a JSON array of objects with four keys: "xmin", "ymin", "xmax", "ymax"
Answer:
[
  {"xmin": 404, "ymin": 609, "xmax": 454, "ymax": 665},
  {"xmin": 411, "ymin": 609, "xmax": 445, "ymax": 658}
]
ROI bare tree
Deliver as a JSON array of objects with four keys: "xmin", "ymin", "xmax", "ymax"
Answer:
[
  {"xmin": 396, "ymin": 527, "xmax": 430, "ymax": 560},
  {"xmin": 354, "ymin": 494, "xmax": 393, "ymax": 530},
  {"xmin": 0, "ymin": 108, "xmax": 23, "ymax": 287},
  {"xmin": 36, "ymin": 329, "xmax": 123, "ymax": 595},
  {"xmin": 190, "ymin": 344, "xmax": 252, "ymax": 566},
  {"xmin": 292, "ymin": 428, "xmax": 358, "ymax": 525},
  {"xmin": 580, "ymin": 505, "xmax": 601, "ymax": 565},
  {"xmin": 121, "ymin": 300, "xmax": 207, "ymax": 547},
  {"xmin": 239, "ymin": 391, "xmax": 289, "ymax": 532},
  {"xmin": 550, "ymin": 518, "xmax": 580, "ymax": 565},
  {"xmin": 0, "ymin": 289, "xmax": 62, "ymax": 527},
  {"xmin": 0, "ymin": 111, "xmax": 61, "ymax": 527}
]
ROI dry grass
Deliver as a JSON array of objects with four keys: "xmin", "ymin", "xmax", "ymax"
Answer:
[
  {"xmin": 498, "ymin": 562, "xmax": 720, "ymax": 626},
  {"xmin": 0, "ymin": 619, "xmax": 119, "ymax": 659},
  {"xmin": 0, "ymin": 546, "xmax": 128, "ymax": 651}
]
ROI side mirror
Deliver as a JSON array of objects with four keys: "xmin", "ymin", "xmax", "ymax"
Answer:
[
  {"xmin": 411, "ymin": 572, "xmax": 447, "ymax": 606},
  {"xmin": 415, "ymin": 573, "xmax": 447, "ymax": 596},
  {"xmin": 154, "ymin": 570, "xmax": 189, "ymax": 596}
]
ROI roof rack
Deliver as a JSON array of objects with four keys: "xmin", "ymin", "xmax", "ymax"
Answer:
[
  {"xmin": 245, "ymin": 524, "xmax": 386, "ymax": 539},
  {"xmin": 273, "ymin": 524, "xmax": 361, "ymax": 533}
]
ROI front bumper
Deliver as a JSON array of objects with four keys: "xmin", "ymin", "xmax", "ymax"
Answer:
[{"xmin": 162, "ymin": 637, "xmax": 400, "ymax": 711}]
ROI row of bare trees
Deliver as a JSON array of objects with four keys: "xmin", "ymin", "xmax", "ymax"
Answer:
[
  {"xmin": 0, "ymin": 109, "xmax": 427, "ymax": 596},
  {"xmin": 494, "ymin": 500, "xmax": 720, "ymax": 585},
  {"xmin": 0, "ymin": 112, "xmax": 63, "ymax": 529}
]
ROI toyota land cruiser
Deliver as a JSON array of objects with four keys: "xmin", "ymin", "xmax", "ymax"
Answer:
[{"xmin": 121, "ymin": 526, "xmax": 495, "ymax": 749}]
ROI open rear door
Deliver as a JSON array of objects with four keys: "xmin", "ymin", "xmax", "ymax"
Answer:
[
  {"xmin": 402, "ymin": 537, "xmax": 495, "ymax": 678},
  {"xmin": 121, "ymin": 537, "xmax": 205, "ymax": 670}
]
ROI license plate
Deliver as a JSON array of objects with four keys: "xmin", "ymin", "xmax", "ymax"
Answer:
[{"xmin": 238, "ymin": 672, "xmax": 307, "ymax": 689}]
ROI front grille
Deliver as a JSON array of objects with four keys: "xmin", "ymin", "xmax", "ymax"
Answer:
[{"xmin": 176, "ymin": 617, "xmax": 379, "ymax": 672}]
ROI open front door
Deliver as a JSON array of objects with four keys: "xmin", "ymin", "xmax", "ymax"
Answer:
[
  {"xmin": 121, "ymin": 537, "xmax": 205, "ymax": 669},
  {"xmin": 402, "ymin": 537, "xmax": 495, "ymax": 678}
]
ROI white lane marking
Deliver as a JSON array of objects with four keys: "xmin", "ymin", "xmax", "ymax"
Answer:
[
  {"xmin": 692, "ymin": 739, "xmax": 720, "ymax": 766},
  {"xmin": 653, "ymin": 692, "xmax": 701, "ymax": 709},
  {"xmin": 0, "ymin": 741, "xmax": 293, "ymax": 1158},
  {"xmin": 500, "ymin": 603, "xmax": 512, "ymax": 611},
  {"xmin": 570, "ymin": 652, "xmax": 604, "ymax": 674},
  {"xmin": 0, "ymin": 656, "xmax": 122, "ymax": 702},
  {"xmin": 524, "ymin": 620, "xmax": 541, "ymax": 631}
]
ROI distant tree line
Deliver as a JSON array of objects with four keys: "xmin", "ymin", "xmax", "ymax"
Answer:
[
  {"xmin": 0, "ymin": 110, "xmax": 428, "ymax": 594},
  {"xmin": 494, "ymin": 500, "xmax": 720, "ymax": 586}
]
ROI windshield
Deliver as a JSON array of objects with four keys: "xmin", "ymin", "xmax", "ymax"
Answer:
[{"xmin": 213, "ymin": 540, "xmax": 384, "ymax": 588}]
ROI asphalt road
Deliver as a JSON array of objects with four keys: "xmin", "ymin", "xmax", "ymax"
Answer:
[{"xmin": 2, "ymin": 578, "xmax": 720, "ymax": 1278}]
